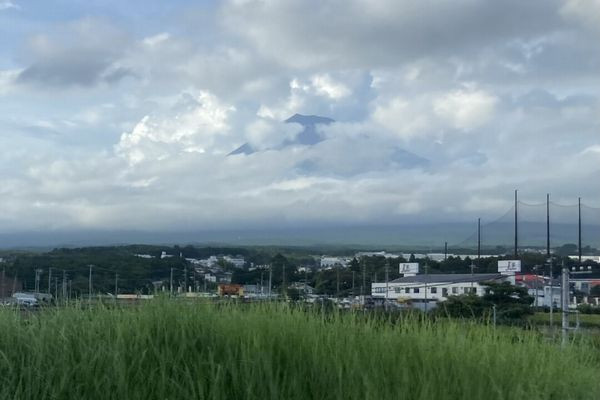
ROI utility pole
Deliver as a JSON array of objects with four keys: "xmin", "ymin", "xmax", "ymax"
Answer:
[
  {"xmin": 561, "ymin": 260, "xmax": 569, "ymax": 348},
  {"xmin": 470, "ymin": 263, "xmax": 475, "ymax": 290},
  {"xmin": 534, "ymin": 266, "xmax": 539, "ymax": 308},
  {"xmin": 547, "ymin": 193, "xmax": 553, "ymax": 327},
  {"xmin": 184, "ymin": 266, "xmax": 188, "ymax": 293},
  {"xmin": 170, "ymin": 268, "xmax": 173, "ymax": 297},
  {"xmin": 477, "ymin": 218, "xmax": 481, "ymax": 268},
  {"xmin": 55, "ymin": 277, "xmax": 58, "ymax": 300},
  {"xmin": 304, "ymin": 268, "xmax": 308, "ymax": 298},
  {"xmin": 352, "ymin": 270, "xmax": 355, "ymax": 299},
  {"xmin": 114, "ymin": 273, "xmax": 118, "ymax": 297},
  {"xmin": 48, "ymin": 267, "xmax": 52, "ymax": 294},
  {"xmin": 336, "ymin": 266, "xmax": 340, "ymax": 298},
  {"xmin": 268, "ymin": 264, "xmax": 272, "ymax": 299},
  {"xmin": 424, "ymin": 263, "xmax": 429, "ymax": 313},
  {"xmin": 193, "ymin": 268, "xmax": 196, "ymax": 293},
  {"xmin": 1, "ymin": 268, "xmax": 5, "ymax": 299},
  {"xmin": 514, "ymin": 189, "xmax": 518, "ymax": 259},
  {"xmin": 260, "ymin": 270, "xmax": 264, "ymax": 295},
  {"xmin": 385, "ymin": 260, "xmax": 389, "ymax": 310},
  {"xmin": 362, "ymin": 259, "xmax": 366, "ymax": 297},
  {"xmin": 88, "ymin": 265, "xmax": 93, "ymax": 305},
  {"xmin": 444, "ymin": 242, "xmax": 448, "ymax": 261},
  {"xmin": 282, "ymin": 263, "xmax": 286, "ymax": 299},
  {"xmin": 34, "ymin": 268, "xmax": 40, "ymax": 293},
  {"xmin": 62, "ymin": 270, "xmax": 67, "ymax": 301}
]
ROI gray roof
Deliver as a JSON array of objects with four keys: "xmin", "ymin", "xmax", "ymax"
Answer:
[{"xmin": 390, "ymin": 273, "xmax": 504, "ymax": 284}]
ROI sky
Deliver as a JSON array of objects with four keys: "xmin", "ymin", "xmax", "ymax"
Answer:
[{"xmin": 0, "ymin": 0, "xmax": 599, "ymax": 244}]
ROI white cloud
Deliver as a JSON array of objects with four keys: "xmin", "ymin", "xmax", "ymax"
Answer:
[
  {"xmin": 433, "ymin": 89, "xmax": 498, "ymax": 131},
  {"xmin": 115, "ymin": 91, "xmax": 235, "ymax": 165},
  {"xmin": 310, "ymin": 74, "xmax": 351, "ymax": 100},
  {"xmin": 0, "ymin": 1, "xmax": 19, "ymax": 10}
]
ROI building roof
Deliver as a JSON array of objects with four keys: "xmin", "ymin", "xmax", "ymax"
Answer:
[{"xmin": 390, "ymin": 273, "xmax": 504, "ymax": 284}]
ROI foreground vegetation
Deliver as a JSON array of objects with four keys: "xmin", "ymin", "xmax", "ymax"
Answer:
[{"xmin": 0, "ymin": 302, "xmax": 599, "ymax": 399}]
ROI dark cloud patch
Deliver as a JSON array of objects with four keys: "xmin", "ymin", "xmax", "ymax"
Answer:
[{"xmin": 15, "ymin": 18, "xmax": 131, "ymax": 87}]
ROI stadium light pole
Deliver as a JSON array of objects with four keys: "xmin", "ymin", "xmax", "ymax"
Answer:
[{"xmin": 514, "ymin": 189, "xmax": 518, "ymax": 259}]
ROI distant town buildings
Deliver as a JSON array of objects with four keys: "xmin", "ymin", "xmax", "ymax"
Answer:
[{"xmin": 372, "ymin": 273, "xmax": 506, "ymax": 306}]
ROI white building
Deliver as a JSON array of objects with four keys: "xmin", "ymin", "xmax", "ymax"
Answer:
[
  {"xmin": 223, "ymin": 256, "xmax": 245, "ymax": 268},
  {"xmin": 320, "ymin": 257, "xmax": 348, "ymax": 268},
  {"xmin": 357, "ymin": 251, "xmax": 400, "ymax": 259},
  {"xmin": 372, "ymin": 273, "xmax": 507, "ymax": 304},
  {"xmin": 199, "ymin": 256, "xmax": 219, "ymax": 267},
  {"xmin": 135, "ymin": 254, "xmax": 154, "ymax": 259}
]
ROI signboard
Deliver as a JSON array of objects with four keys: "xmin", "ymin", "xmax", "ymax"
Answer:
[
  {"xmin": 399, "ymin": 263, "xmax": 419, "ymax": 274},
  {"xmin": 498, "ymin": 260, "xmax": 521, "ymax": 273}
]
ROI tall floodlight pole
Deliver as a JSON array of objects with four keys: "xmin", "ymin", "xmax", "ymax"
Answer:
[
  {"xmin": 514, "ymin": 190, "xmax": 518, "ymax": 258},
  {"xmin": 547, "ymin": 193, "xmax": 553, "ymax": 327},
  {"xmin": 546, "ymin": 194, "xmax": 550, "ymax": 257},
  {"xmin": 578, "ymin": 197, "xmax": 582, "ymax": 266}
]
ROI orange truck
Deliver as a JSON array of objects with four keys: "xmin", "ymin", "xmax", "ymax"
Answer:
[{"xmin": 218, "ymin": 284, "xmax": 244, "ymax": 297}]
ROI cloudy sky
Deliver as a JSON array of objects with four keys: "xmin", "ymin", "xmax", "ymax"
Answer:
[{"xmin": 1, "ymin": 0, "xmax": 599, "ymax": 241}]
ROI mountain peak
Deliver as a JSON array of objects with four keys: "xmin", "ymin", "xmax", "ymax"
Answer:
[{"xmin": 284, "ymin": 114, "xmax": 334, "ymax": 126}]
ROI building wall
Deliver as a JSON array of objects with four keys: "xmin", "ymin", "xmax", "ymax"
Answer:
[{"xmin": 371, "ymin": 281, "xmax": 489, "ymax": 302}]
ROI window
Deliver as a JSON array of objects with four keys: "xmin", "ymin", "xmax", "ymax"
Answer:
[
  {"xmin": 395, "ymin": 287, "xmax": 403, "ymax": 293},
  {"xmin": 442, "ymin": 288, "xmax": 448, "ymax": 297},
  {"xmin": 430, "ymin": 287, "xmax": 437, "ymax": 294},
  {"xmin": 413, "ymin": 288, "xmax": 420, "ymax": 294},
  {"xmin": 452, "ymin": 287, "xmax": 458, "ymax": 294},
  {"xmin": 463, "ymin": 287, "xmax": 469, "ymax": 294},
  {"xmin": 405, "ymin": 288, "xmax": 410, "ymax": 294}
]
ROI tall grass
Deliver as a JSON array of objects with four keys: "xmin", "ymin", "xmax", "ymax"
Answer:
[{"xmin": 0, "ymin": 301, "xmax": 598, "ymax": 399}]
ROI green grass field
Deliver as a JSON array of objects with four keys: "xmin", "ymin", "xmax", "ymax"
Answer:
[
  {"xmin": 530, "ymin": 311, "xmax": 600, "ymax": 329},
  {"xmin": 0, "ymin": 302, "xmax": 599, "ymax": 400}
]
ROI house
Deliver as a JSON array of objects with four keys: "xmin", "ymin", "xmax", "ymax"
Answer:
[{"xmin": 371, "ymin": 273, "xmax": 507, "ymax": 306}]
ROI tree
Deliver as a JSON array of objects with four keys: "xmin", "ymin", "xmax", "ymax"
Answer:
[
  {"xmin": 482, "ymin": 281, "xmax": 533, "ymax": 319},
  {"xmin": 436, "ymin": 281, "xmax": 533, "ymax": 321}
]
